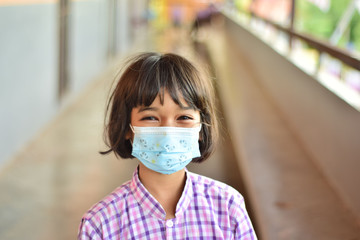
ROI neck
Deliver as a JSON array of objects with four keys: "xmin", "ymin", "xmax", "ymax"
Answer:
[{"xmin": 138, "ymin": 163, "xmax": 186, "ymax": 219}]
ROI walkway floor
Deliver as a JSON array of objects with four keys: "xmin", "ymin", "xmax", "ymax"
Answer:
[
  {"xmin": 0, "ymin": 27, "xmax": 246, "ymax": 240},
  {"xmin": 200, "ymin": 18, "xmax": 360, "ymax": 239}
]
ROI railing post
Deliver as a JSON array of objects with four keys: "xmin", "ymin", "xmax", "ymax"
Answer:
[{"xmin": 289, "ymin": 0, "xmax": 296, "ymax": 52}]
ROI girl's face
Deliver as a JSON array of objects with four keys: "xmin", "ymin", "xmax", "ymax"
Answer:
[{"xmin": 130, "ymin": 90, "xmax": 201, "ymax": 128}]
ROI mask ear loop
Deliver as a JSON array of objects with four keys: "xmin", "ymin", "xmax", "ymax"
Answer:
[
  {"xmin": 129, "ymin": 124, "xmax": 135, "ymax": 133},
  {"xmin": 129, "ymin": 124, "xmax": 134, "ymax": 145},
  {"xmin": 197, "ymin": 122, "xmax": 204, "ymax": 141},
  {"xmin": 193, "ymin": 122, "xmax": 202, "ymax": 132}
]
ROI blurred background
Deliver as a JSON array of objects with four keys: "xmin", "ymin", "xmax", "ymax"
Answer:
[{"xmin": 0, "ymin": 0, "xmax": 360, "ymax": 239}]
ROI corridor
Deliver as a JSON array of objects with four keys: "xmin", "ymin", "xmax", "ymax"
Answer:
[
  {"xmin": 1, "ymin": 1, "xmax": 360, "ymax": 239},
  {"xmin": 0, "ymin": 27, "xmax": 246, "ymax": 240}
]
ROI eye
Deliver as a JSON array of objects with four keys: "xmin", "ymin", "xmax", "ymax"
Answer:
[
  {"xmin": 141, "ymin": 116, "xmax": 158, "ymax": 121},
  {"xmin": 177, "ymin": 115, "xmax": 194, "ymax": 121}
]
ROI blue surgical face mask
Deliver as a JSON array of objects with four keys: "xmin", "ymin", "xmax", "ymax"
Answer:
[{"xmin": 130, "ymin": 125, "xmax": 201, "ymax": 174}]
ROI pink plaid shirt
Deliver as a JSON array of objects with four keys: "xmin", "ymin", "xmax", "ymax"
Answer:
[{"xmin": 78, "ymin": 167, "xmax": 257, "ymax": 239}]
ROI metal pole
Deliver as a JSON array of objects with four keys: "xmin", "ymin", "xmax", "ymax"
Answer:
[
  {"xmin": 289, "ymin": 0, "xmax": 296, "ymax": 51},
  {"xmin": 59, "ymin": 0, "xmax": 69, "ymax": 100}
]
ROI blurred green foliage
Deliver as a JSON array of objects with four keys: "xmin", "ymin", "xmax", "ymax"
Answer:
[{"xmin": 295, "ymin": 0, "xmax": 360, "ymax": 52}]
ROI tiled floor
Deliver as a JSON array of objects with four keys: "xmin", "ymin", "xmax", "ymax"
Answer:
[{"xmin": 0, "ymin": 27, "xmax": 246, "ymax": 240}]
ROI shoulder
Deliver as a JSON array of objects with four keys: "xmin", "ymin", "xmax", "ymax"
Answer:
[
  {"xmin": 81, "ymin": 180, "xmax": 132, "ymax": 222},
  {"xmin": 187, "ymin": 171, "xmax": 244, "ymax": 203},
  {"xmin": 187, "ymin": 172, "xmax": 250, "ymax": 227},
  {"xmin": 186, "ymin": 172, "xmax": 257, "ymax": 239},
  {"xmin": 78, "ymin": 180, "xmax": 139, "ymax": 239}
]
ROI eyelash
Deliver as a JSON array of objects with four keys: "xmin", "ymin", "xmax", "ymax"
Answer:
[
  {"xmin": 140, "ymin": 115, "xmax": 194, "ymax": 121},
  {"xmin": 141, "ymin": 116, "xmax": 157, "ymax": 121},
  {"xmin": 178, "ymin": 115, "xmax": 193, "ymax": 121}
]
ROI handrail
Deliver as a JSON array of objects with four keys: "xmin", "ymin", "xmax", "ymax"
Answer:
[{"xmin": 237, "ymin": 11, "xmax": 360, "ymax": 71}]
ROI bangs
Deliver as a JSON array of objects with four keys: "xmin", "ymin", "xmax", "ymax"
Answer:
[{"xmin": 130, "ymin": 53, "xmax": 199, "ymax": 110}]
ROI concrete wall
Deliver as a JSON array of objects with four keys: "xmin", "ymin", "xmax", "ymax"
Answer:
[
  {"xmin": 0, "ymin": 0, "xmax": 135, "ymax": 168},
  {"xmin": 70, "ymin": 0, "xmax": 108, "ymax": 92},
  {"xmin": 224, "ymin": 13, "xmax": 360, "ymax": 221},
  {"xmin": 0, "ymin": 4, "xmax": 58, "ymax": 167},
  {"xmin": 117, "ymin": 0, "xmax": 130, "ymax": 54}
]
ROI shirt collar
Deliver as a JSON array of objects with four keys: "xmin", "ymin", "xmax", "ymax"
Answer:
[
  {"xmin": 130, "ymin": 166, "xmax": 193, "ymax": 220},
  {"xmin": 175, "ymin": 168, "xmax": 193, "ymax": 218},
  {"xmin": 130, "ymin": 167, "xmax": 165, "ymax": 220}
]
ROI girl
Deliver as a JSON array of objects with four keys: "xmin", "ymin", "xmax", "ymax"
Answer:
[{"xmin": 78, "ymin": 52, "xmax": 257, "ymax": 239}]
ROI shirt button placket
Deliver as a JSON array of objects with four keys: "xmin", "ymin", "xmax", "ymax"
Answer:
[
  {"xmin": 166, "ymin": 219, "xmax": 174, "ymax": 228},
  {"xmin": 165, "ymin": 219, "xmax": 174, "ymax": 239}
]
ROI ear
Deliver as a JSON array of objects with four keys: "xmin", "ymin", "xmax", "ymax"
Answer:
[{"xmin": 125, "ymin": 129, "xmax": 133, "ymax": 140}]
